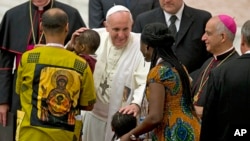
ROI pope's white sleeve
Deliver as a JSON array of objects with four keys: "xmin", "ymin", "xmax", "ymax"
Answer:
[{"xmin": 131, "ymin": 57, "xmax": 150, "ymax": 107}]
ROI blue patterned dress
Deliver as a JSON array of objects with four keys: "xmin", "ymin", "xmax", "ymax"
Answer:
[{"xmin": 146, "ymin": 62, "xmax": 200, "ymax": 141}]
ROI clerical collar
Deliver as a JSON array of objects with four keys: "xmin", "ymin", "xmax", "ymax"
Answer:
[
  {"xmin": 213, "ymin": 47, "xmax": 235, "ymax": 60},
  {"xmin": 46, "ymin": 43, "xmax": 64, "ymax": 48}
]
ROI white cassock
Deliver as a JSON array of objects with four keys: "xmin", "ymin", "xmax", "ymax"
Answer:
[{"xmin": 82, "ymin": 28, "xmax": 150, "ymax": 141}]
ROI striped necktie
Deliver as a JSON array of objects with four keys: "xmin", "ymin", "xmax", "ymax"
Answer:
[{"xmin": 169, "ymin": 15, "xmax": 177, "ymax": 37}]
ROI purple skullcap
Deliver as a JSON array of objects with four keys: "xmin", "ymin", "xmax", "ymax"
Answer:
[{"xmin": 218, "ymin": 14, "xmax": 237, "ymax": 34}]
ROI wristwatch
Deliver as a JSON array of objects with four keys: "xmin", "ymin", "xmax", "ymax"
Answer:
[{"xmin": 129, "ymin": 134, "xmax": 137, "ymax": 141}]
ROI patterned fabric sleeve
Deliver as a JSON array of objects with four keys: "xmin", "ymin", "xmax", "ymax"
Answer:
[{"xmin": 147, "ymin": 64, "xmax": 175, "ymax": 85}]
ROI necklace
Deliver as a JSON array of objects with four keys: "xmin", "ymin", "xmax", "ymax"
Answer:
[
  {"xmin": 193, "ymin": 50, "xmax": 236, "ymax": 103},
  {"xmin": 29, "ymin": 0, "xmax": 53, "ymax": 44},
  {"xmin": 100, "ymin": 46, "xmax": 126, "ymax": 96}
]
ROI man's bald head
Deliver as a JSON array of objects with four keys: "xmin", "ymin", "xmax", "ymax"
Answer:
[{"xmin": 41, "ymin": 8, "xmax": 68, "ymax": 34}]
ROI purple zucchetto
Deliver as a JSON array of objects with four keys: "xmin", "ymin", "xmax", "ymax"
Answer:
[{"xmin": 218, "ymin": 14, "xmax": 237, "ymax": 34}]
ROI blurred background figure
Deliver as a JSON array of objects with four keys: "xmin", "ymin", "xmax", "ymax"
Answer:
[{"xmin": 88, "ymin": 0, "xmax": 159, "ymax": 28}]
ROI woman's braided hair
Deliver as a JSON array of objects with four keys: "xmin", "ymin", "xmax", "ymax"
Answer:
[{"xmin": 141, "ymin": 22, "xmax": 193, "ymax": 110}]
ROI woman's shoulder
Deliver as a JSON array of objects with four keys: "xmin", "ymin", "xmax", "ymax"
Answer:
[{"xmin": 148, "ymin": 63, "xmax": 176, "ymax": 81}]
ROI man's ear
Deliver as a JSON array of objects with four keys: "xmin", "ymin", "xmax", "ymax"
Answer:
[
  {"xmin": 220, "ymin": 32, "xmax": 227, "ymax": 43},
  {"xmin": 103, "ymin": 21, "xmax": 107, "ymax": 27},
  {"xmin": 81, "ymin": 45, "xmax": 86, "ymax": 52},
  {"xmin": 240, "ymin": 35, "xmax": 246, "ymax": 54},
  {"xmin": 65, "ymin": 23, "xmax": 69, "ymax": 33},
  {"xmin": 104, "ymin": 21, "xmax": 109, "ymax": 32}
]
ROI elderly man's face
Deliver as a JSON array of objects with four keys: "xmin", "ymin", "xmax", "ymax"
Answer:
[
  {"xmin": 202, "ymin": 17, "xmax": 223, "ymax": 55},
  {"xmin": 105, "ymin": 12, "xmax": 133, "ymax": 48},
  {"xmin": 32, "ymin": 0, "xmax": 50, "ymax": 7}
]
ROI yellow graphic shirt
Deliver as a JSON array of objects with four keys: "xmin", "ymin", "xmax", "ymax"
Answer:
[{"xmin": 15, "ymin": 46, "xmax": 96, "ymax": 141}]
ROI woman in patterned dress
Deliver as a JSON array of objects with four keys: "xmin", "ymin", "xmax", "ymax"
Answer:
[{"xmin": 120, "ymin": 22, "xmax": 200, "ymax": 141}]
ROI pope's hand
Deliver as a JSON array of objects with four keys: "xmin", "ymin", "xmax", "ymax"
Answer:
[{"xmin": 119, "ymin": 103, "xmax": 140, "ymax": 117}]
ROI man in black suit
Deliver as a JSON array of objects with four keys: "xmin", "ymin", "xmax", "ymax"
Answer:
[
  {"xmin": 88, "ymin": 0, "xmax": 159, "ymax": 28},
  {"xmin": 200, "ymin": 20, "xmax": 250, "ymax": 141},
  {"xmin": 133, "ymin": 0, "xmax": 211, "ymax": 73}
]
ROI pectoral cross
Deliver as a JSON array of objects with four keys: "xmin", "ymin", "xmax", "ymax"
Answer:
[{"xmin": 100, "ymin": 78, "xmax": 109, "ymax": 96}]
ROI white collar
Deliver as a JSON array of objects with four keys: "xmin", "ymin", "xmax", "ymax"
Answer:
[
  {"xmin": 164, "ymin": 3, "xmax": 184, "ymax": 31},
  {"xmin": 46, "ymin": 43, "xmax": 64, "ymax": 48},
  {"xmin": 213, "ymin": 46, "xmax": 234, "ymax": 60}
]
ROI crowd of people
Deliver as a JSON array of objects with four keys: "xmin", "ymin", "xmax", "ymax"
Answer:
[{"xmin": 0, "ymin": 0, "xmax": 250, "ymax": 141}]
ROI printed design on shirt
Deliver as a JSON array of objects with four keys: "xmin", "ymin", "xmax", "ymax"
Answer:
[
  {"xmin": 27, "ymin": 52, "xmax": 40, "ymax": 63},
  {"xmin": 32, "ymin": 66, "xmax": 82, "ymax": 131},
  {"xmin": 74, "ymin": 58, "xmax": 87, "ymax": 73},
  {"xmin": 180, "ymin": 97, "xmax": 194, "ymax": 118},
  {"xmin": 165, "ymin": 118, "xmax": 195, "ymax": 141},
  {"xmin": 158, "ymin": 66, "xmax": 180, "ymax": 96}
]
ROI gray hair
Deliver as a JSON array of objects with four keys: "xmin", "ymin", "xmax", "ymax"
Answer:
[
  {"xmin": 216, "ymin": 20, "xmax": 235, "ymax": 42},
  {"xmin": 241, "ymin": 20, "xmax": 250, "ymax": 47}
]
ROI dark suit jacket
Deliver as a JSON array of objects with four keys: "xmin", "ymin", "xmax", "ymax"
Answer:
[
  {"xmin": 201, "ymin": 54, "xmax": 250, "ymax": 141},
  {"xmin": 88, "ymin": 0, "xmax": 159, "ymax": 28},
  {"xmin": 133, "ymin": 5, "xmax": 212, "ymax": 73}
]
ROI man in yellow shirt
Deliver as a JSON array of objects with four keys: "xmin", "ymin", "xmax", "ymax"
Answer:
[{"xmin": 15, "ymin": 8, "xmax": 96, "ymax": 141}]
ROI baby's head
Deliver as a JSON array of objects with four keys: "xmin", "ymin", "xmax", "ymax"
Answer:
[
  {"xmin": 111, "ymin": 112, "xmax": 137, "ymax": 139},
  {"xmin": 74, "ymin": 29, "xmax": 100, "ymax": 55}
]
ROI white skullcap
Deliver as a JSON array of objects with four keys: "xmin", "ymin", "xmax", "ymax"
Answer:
[{"xmin": 106, "ymin": 5, "xmax": 130, "ymax": 19}]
